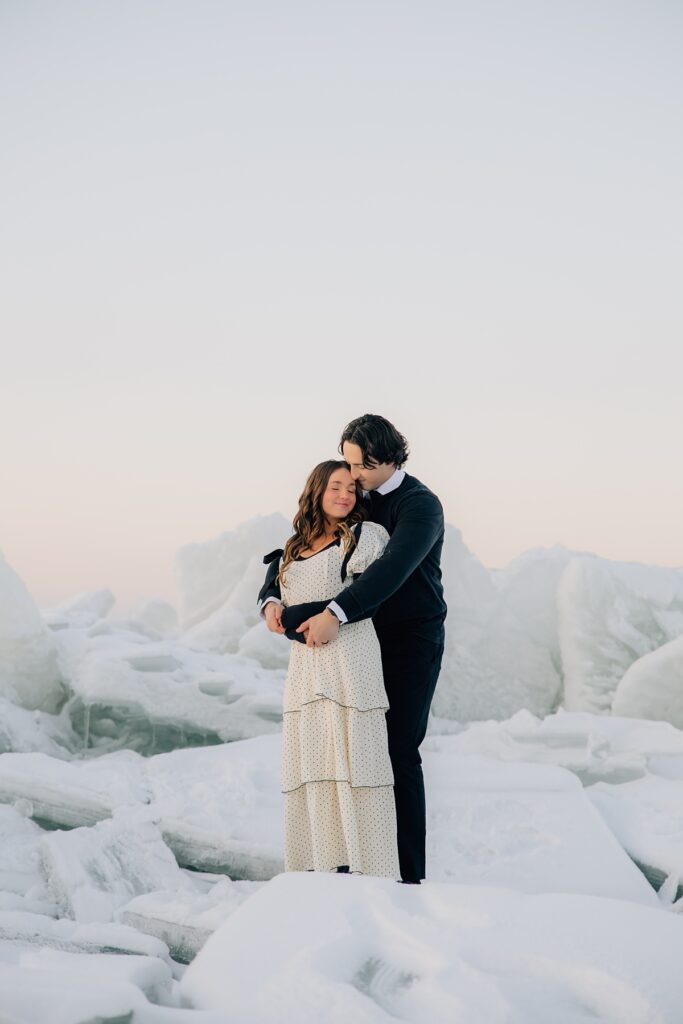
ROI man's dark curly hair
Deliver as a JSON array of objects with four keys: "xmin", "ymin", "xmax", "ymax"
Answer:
[{"xmin": 338, "ymin": 414, "xmax": 410, "ymax": 469}]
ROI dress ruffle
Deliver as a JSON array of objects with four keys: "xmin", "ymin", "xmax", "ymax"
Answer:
[
  {"xmin": 282, "ymin": 700, "xmax": 395, "ymax": 793},
  {"xmin": 284, "ymin": 781, "xmax": 400, "ymax": 875},
  {"xmin": 282, "ymin": 620, "xmax": 388, "ymax": 713}
]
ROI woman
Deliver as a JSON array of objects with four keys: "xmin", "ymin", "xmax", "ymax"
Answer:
[{"xmin": 263, "ymin": 460, "xmax": 400, "ymax": 878}]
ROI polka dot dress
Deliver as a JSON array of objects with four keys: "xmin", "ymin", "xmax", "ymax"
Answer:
[{"xmin": 280, "ymin": 522, "xmax": 401, "ymax": 879}]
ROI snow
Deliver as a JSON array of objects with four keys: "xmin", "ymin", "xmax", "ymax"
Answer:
[
  {"xmin": 612, "ymin": 633, "xmax": 683, "ymax": 726},
  {"xmin": 558, "ymin": 555, "xmax": 683, "ymax": 713},
  {"xmin": 588, "ymin": 774, "xmax": 683, "ymax": 892},
  {"xmin": 39, "ymin": 818, "xmax": 197, "ymax": 923},
  {"xmin": 424, "ymin": 750, "xmax": 656, "ymax": 903},
  {"xmin": 119, "ymin": 878, "xmax": 264, "ymax": 963},
  {"xmin": 174, "ymin": 513, "xmax": 291, "ymax": 630},
  {"xmin": 0, "ymin": 748, "xmax": 151, "ymax": 827},
  {"xmin": 1, "ymin": 521, "xmax": 683, "ymax": 1019},
  {"xmin": 180, "ymin": 871, "xmax": 683, "ymax": 1023},
  {"xmin": 431, "ymin": 531, "xmax": 565, "ymax": 722},
  {"xmin": 42, "ymin": 588, "xmax": 116, "ymax": 629},
  {"xmin": 0, "ymin": 551, "xmax": 63, "ymax": 712},
  {"xmin": 0, "ymin": 695, "xmax": 80, "ymax": 758},
  {"xmin": 61, "ymin": 629, "xmax": 285, "ymax": 755}
]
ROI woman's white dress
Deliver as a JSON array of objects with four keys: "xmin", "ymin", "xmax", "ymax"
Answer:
[{"xmin": 280, "ymin": 521, "xmax": 400, "ymax": 878}]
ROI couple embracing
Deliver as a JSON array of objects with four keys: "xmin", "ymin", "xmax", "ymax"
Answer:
[{"xmin": 258, "ymin": 413, "xmax": 447, "ymax": 883}]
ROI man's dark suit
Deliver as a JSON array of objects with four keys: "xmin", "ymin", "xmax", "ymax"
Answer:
[{"xmin": 259, "ymin": 472, "xmax": 447, "ymax": 881}]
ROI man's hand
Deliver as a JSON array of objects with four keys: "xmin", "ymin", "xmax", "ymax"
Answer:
[
  {"xmin": 264, "ymin": 602, "xmax": 285, "ymax": 634},
  {"xmin": 296, "ymin": 609, "xmax": 340, "ymax": 648}
]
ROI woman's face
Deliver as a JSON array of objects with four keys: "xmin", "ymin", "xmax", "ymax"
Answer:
[{"xmin": 321, "ymin": 467, "xmax": 357, "ymax": 522}]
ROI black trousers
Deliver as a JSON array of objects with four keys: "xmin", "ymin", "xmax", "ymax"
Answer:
[{"xmin": 376, "ymin": 622, "xmax": 445, "ymax": 882}]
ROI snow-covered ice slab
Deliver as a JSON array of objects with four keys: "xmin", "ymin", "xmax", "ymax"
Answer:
[
  {"xmin": 181, "ymin": 872, "xmax": 683, "ymax": 1024},
  {"xmin": 612, "ymin": 633, "xmax": 683, "ymax": 727},
  {"xmin": 588, "ymin": 774, "xmax": 683, "ymax": 893},
  {"xmin": 42, "ymin": 587, "xmax": 116, "ymax": 629},
  {"xmin": 0, "ymin": 551, "xmax": 64, "ymax": 712},
  {"xmin": 0, "ymin": 695, "xmax": 79, "ymax": 758},
  {"xmin": 424, "ymin": 751, "xmax": 657, "ymax": 904},
  {"xmin": 119, "ymin": 878, "xmax": 265, "ymax": 963},
  {"xmin": 0, "ymin": 805, "xmax": 56, "ymax": 917},
  {"xmin": 432, "ymin": 534, "xmax": 565, "ymax": 722},
  {"xmin": 0, "ymin": 739, "xmax": 283, "ymax": 877},
  {"xmin": 146, "ymin": 735, "xmax": 285, "ymax": 879},
  {"xmin": 40, "ymin": 818, "xmax": 196, "ymax": 922},
  {"xmin": 557, "ymin": 555, "xmax": 683, "ymax": 713},
  {"xmin": 148, "ymin": 736, "xmax": 648, "ymax": 897},
  {"xmin": 427, "ymin": 708, "xmax": 683, "ymax": 785},
  {"xmin": 68, "ymin": 632, "xmax": 284, "ymax": 754},
  {"xmin": 0, "ymin": 727, "xmax": 660, "ymax": 899},
  {"xmin": 175, "ymin": 512, "xmax": 291, "ymax": 631},
  {"xmin": 0, "ymin": 944, "xmax": 230, "ymax": 1024},
  {"xmin": 0, "ymin": 748, "xmax": 150, "ymax": 827},
  {"xmin": 0, "ymin": 908, "xmax": 172, "ymax": 960}
]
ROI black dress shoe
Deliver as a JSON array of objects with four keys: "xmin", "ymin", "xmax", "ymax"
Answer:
[
  {"xmin": 336, "ymin": 865, "xmax": 350, "ymax": 873},
  {"xmin": 397, "ymin": 879, "xmax": 421, "ymax": 884}
]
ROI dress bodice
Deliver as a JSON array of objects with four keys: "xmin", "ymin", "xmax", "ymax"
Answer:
[{"xmin": 279, "ymin": 522, "xmax": 389, "ymax": 608}]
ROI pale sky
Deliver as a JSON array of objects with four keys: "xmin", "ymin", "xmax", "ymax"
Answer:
[{"xmin": 1, "ymin": 1, "xmax": 681, "ymax": 615}]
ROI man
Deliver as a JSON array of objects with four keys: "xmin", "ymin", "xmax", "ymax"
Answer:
[{"xmin": 261, "ymin": 413, "xmax": 447, "ymax": 883}]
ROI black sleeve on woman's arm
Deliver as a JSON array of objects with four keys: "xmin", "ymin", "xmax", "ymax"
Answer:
[
  {"xmin": 331, "ymin": 493, "xmax": 443, "ymax": 623},
  {"xmin": 256, "ymin": 550, "xmax": 283, "ymax": 606},
  {"xmin": 281, "ymin": 600, "xmax": 328, "ymax": 642}
]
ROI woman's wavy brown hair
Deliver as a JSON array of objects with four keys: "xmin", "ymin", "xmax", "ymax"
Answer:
[{"xmin": 277, "ymin": 460, "xmax": 367, "ymax": 589}]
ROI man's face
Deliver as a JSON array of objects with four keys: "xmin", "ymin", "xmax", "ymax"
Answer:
[{"xmin": 342, "ymin": 441, "xmax": 396, "ymax": 491}]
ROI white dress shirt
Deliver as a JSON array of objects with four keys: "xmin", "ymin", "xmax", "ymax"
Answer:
[{"xmin": 261, "ymin": 467, "xmax": 406, "ymax": 625}]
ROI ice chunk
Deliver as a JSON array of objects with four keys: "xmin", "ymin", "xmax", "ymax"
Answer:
[
  {"xmin": 588, "ymin": 773, "xmax": 683, "ymax": 896},
  {"xmin": 39, "ymin": 817, "xmax": 196, "ymax": 922},
  {"xmin": 0, "ymin": 738, "xmax": 284, "ymax": 879},
  {"xmin": 0, "ymin": 551, "xmax": 64, "ymax": 711},
  {"xmin": 119, "ymin": 878, "xmax": 265, "ymax": 963},
  {"xmin": 424, "ymin": 750, "xmax": 656, "ymax": 903},
  {"xmin": 67, "ymin": 631, "xmax": 284, "ymax": 755},
  {"xmin": 558, "ymin": 555, "xmax": 683, "ymax": 713},
  {"xmin": 426, "ymin": 708, "xmax": 683, "ymax": 786},
  {"xmin": 0, "ymin": 945, "xmax": 182, "ymax": 1024},
  {"xmin": 175, "ymin": 513, "xmax": 290, "ymax": 630},
  {"xmin": 433, "ymin": 536, "xmax": 565, "ymax": 721},
  {"xmin": 237, "ymin": 622, "xmax": 290, "ymax": 670},
  {"xmin": 146, "ymin": 735, "xmax": 284, "ymax": 880},
  {"xmin": 0, "ymin": 748, "xmax": 150, "ymax": 828},
  {"xmin": 42, "ymin": 588, "xmax": 116, "ymax": 629},
  {"xmin": 183, "ymin": 606, "xmax": 246, "ymax": 654},
  {"xmin": 0, "ymin": 695, "xmax": 80, "ymax": 757},
  {"xmin": 612, "ymin": 634, "xmax": 683, "ymax": 727},
  {"xmin": 128, "ymin": 598, "xmax": 179, "ymax": 636},
  {"xmin": 0, "ymin": 907, "xmax": 172, "ymax": 959},
  {"xmin": 181, "ymin": 872, "xmax": 683, "ymax": 1023},
  {"xmin": 440, "ymin": 523, "xmax": 498, "ymax": 608},
  {"xmin": 0, "ymin": 804, "xmax": 55, "ymax": 917}
]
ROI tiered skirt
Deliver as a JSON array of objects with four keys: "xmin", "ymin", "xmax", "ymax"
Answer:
[{"xmin": 281, "ymin": 621, "xmax": 401, "ymax": 878}]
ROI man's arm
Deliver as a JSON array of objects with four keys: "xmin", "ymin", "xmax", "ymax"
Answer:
[{"xmin": 331, "ymin": 492, "xmax": 443, "ymax": 623}]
